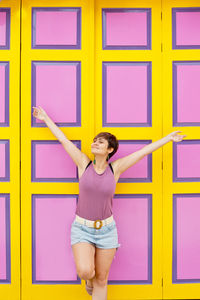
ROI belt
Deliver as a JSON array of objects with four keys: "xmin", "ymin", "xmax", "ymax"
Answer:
[{"xmin": 75, "ymin": 214, "xmax": 113, "ymax": 229}]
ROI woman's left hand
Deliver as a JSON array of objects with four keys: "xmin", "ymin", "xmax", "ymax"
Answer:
[{"xmin": 167, "ymin": 131, "xmax": 187, "ymax": 142}]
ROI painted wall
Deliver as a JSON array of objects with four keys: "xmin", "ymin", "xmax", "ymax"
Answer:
[{"xmin": 0, "ymin": 0, "xmax": 200, "ymax": 299}]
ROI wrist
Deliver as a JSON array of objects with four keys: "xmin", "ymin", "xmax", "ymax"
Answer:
[
  {"xmin": 43, "ymin": 114, "xmax": 49, "ymax": 123},
  {"xmin": 166, "ymin": 134, "xmax": 172, "ymax": 142}
]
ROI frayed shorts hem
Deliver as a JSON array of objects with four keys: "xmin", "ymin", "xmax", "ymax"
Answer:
[{"xmin": 71, "ymin": 241, "xmax": 121, "ymax": 251}]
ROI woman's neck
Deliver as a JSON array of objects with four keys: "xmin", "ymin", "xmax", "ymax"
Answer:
[{"xmin": 93, "ymin": 158, "xmax": 108, "ymax": 169}]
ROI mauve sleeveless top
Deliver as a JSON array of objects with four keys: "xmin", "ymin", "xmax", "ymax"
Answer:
[{"xmin": 75, "ymin": 161, "xmax": 116, "ymax": 221}]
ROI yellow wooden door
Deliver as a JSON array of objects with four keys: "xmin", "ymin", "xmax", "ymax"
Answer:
[
  {"xmin": 0, "ymin": 0, "xmax": 21, "ymax": 299},
  {"xmin": 94, "ymin": 1, "xmax": 163, "ymax": 299},
  {"xmin": 21, "ymin": 0, "xmax": 94, "ymax": 299},
  {"xmin": 162, "ymin": 0, "xmax": 200, "ymax": 299}
]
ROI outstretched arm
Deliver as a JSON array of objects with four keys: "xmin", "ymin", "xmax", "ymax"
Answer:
[
  {"xmin": 32, "ymin": 106, "xmax": 90, "ymax": 168},
  {"xmin": 112, "ymin": 131, "xmax": 187, "ymax": 175},
  {"xmin": 135, "ymin": 130, "xmax": 186, "ymax": 156}
]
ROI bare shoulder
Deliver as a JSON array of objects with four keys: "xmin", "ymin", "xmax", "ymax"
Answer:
[
  {"xmin": 110, "ymin": 150, "xmax": 145, "ymax": 176},
  {"xmin": 77, "ymin": 153, "xmax": 91, "ymax": 180},
  {"xmin": 110, "ymin": 159, "xmax": 121, "ymax": 183},
  {"xmin": 80, "ymin": 153, "xmax": 91, "ymax": 169},
  {"xmin": 111, "ymin": 159, "xmax": 119, "ymax": 171},
  {"xmin": 110, "ymin": 159, "xmax": 120, "ymax": 172}
]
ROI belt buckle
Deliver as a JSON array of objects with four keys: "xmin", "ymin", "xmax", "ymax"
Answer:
[{"xmin": 94, "ymin": 219, "xmax": 103, "ymax": 229}]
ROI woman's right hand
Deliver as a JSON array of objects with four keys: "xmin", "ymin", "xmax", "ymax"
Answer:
[{"xmin": 32, "ymin": 106, "xmax": 48, "ymax": 121}]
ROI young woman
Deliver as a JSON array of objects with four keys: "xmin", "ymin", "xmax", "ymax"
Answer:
[{"xmin": 32, "ymin": 105, "xmax": 186, "ymax": 300}]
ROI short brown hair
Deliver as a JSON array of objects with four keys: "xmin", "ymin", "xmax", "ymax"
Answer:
[{"xmin": 93, "ymin": 132, "xmax": 119, "ymax": 161}]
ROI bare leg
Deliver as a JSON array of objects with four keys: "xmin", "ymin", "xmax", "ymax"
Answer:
[
  {"xmin": 71, "ymin": 242, "xmax": 95, "ymax": 280},
  {"xmin": 92, "ymin": 247, "xmax": 116, "ymax": 300},
  {"xmin": 92, "ymin": 275, "xmax": 108, "ymax": 300}
]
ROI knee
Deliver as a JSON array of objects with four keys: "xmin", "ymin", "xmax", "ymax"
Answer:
[
  {"xmin": 77, "ymin": 266, "xmax": 95, "ymax": 280},
  {"xmin": 94, "ymin": 274, "xmax": 108, "ymax": 287}
]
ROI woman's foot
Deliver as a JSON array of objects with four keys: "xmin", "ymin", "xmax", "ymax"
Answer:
[
  {"xmin": 85, "ymin": 279, "xmax": 93, "ymax": 295},
  {"xmin": 86, "ymin": 279, "xmax": 93, "ymax": 288}
]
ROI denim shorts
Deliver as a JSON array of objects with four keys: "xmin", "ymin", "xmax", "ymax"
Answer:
[{"xmin": 71, "ymin": 217, "xmax": 121, "ymax": 251}]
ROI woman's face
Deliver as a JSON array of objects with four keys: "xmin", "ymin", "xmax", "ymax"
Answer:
[{"xmin": 91, "ymin": 137, "xmax": 112, "ymax": 156}]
